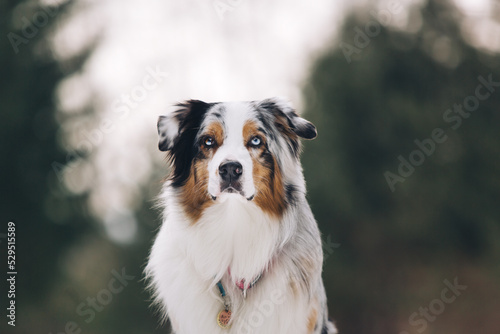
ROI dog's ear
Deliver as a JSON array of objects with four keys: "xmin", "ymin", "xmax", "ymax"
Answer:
[
  {"xmin": 157, "ymin": 114, "xmax": 178, "ymax": 151},
  {"xmin": 158, "ymin": 100, "xmax": 211, "ymax": 151},
  {"xmin": 258, "ymin": 97, "xmax": 317, "ymax": 140}
]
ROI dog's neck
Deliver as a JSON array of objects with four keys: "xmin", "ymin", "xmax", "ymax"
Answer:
[{"xmin": 183, "ymin": 194, "xmax": 281, "ymax": 287}]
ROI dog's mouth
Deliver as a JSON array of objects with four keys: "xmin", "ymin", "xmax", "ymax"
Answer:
[{"xmin": 210, "ymin": 186, "xmax": 254, "ymax": 201}]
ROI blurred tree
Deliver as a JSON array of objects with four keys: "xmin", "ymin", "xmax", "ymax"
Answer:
[
  {"xmin": 303, "ymin": 1, "xmax": 500, "ymax": 333},
  {"xmin": 0, "ymin": 0, "xmax": 169, "ymax": 332},
  {"xmin": 0, "ymin": 0, "xmax": 95, "ymax": 332},
  {"xmin": 0, "ymin": 1, "xmax": 163, "ymax": 331},
  {"xmin": 0, "ymin": 1, "xmax": 104, "ymax": 333},
  {"xmin": 0, "ymin": 0, "xmax": 82, "ymax": 297}
]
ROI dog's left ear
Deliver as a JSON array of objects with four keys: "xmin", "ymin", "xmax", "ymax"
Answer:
[{"xmin": 258, "ymin": 97, "xmax": 317, "ymax": 140}]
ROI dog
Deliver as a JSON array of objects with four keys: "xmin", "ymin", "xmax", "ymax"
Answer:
[{"xmin": 146, "ymin": 97, "xmax": 337, "ymax": 334}]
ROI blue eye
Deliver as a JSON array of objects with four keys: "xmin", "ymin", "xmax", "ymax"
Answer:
[
  {"xmin": 204, "ymin": 137, "xmax": 215, "ymax": 147},
  {"xmin": 250, "ymin": 137, "xmax": 261, "ymax": 147}
]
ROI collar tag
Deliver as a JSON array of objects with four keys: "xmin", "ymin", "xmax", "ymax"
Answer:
[{"xmin": 217, "ymin": 309, "xmax": 232, "ymax": 329}]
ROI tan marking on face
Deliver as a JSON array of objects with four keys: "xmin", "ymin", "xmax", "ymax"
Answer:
[
  {"xmin": 180, "ymin": 160, "xmax": 213, "ymax": 223},
  {"xmin": 180, "ymin": 121, "xmax": 224, "ymax": 223},
  {"xmin": 201, "ymin": 122, "xmax": 224, "ymax": 153},
  {"xmin": 243, "ymin": 120, "xmax": 286, "ymax": 218},
  {"xmin": 242, "ymin": 120, "xmax": 265, "ymax": 145}
]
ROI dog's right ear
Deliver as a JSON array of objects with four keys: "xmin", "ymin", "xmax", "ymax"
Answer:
[
  {"xmin": 157, "ymin": 100, "xmax": 210, "ymax": 151},
  {"xmin": 157, "ymin": 114, "xmax": 179, "ymax": 151}
]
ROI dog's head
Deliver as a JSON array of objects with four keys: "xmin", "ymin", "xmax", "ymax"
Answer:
[{"xmin": 158, "ymin": 97, "xmax": 316, "ymax": 221}]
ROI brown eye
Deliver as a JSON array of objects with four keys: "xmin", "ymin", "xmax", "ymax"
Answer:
[
  {"xmin": 249, "ymin": 136, "xmax": 262, "ymax": 147},
  {"xmin": 204, "ymin": 137, "xmax": 215, "ymax": 147}
]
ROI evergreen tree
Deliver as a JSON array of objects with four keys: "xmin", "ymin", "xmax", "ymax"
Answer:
[{"xmin": 303, "ymin": 1, "xmax": 500, "ymax": 333}]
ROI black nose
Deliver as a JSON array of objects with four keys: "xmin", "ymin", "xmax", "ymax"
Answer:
[{"xmin": 219, "ymin": 161, "xmax": 243, "ymax": 182}]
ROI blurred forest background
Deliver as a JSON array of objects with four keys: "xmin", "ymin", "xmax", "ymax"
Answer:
[{"xmin": 1, "ymin": 0, "xmax": 499, "ymax": 333}]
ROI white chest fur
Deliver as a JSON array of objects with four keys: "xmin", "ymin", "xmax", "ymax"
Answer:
[{"xmin": 146, "ymin": 193, "xmax": 313, "ymax": 333}]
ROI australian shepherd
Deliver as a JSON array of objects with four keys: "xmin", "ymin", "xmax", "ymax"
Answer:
[{"xmin": 146, "ymin": 97, "xmax": 337, "ymax": 334}]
